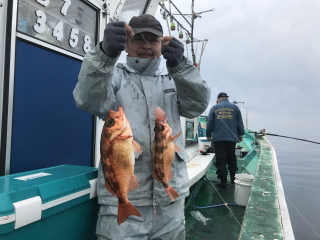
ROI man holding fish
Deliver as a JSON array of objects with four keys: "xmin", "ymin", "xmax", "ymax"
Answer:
[{"xmin": 73, "ymin": 14, "xmax": 210, "ymax": 240}]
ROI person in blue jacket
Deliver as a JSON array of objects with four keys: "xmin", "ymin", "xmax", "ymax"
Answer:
[{"xmin": 206, "ymin": 92, "xmax": 245, "ymax": 189}]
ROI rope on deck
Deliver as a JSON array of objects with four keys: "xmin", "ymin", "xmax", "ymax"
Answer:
[{"xmin": 192, "ymin": 175, "xmax": 251, "ymax": 239}]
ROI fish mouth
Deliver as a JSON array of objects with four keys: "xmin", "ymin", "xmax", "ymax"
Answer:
[{"xmin": 155, "ymin": 107, "xmax": 167, "ymax": 124}]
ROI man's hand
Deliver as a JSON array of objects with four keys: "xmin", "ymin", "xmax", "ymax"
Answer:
[
  {"xmin": 238, "ymin": 137, "xmax": 243, "ymax": 142},
  {"xmin": 207, "ymin": 137, "xmax": 212, "ymax": 141},
  {"xmin": 161, "ymin": 37, "xmax": 184, "ymax": 68},
  {"xmin": 102, "ymin": 21, "xmax": 134, "ymax": 58}
]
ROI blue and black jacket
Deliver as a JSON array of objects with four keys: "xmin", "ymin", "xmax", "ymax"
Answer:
[{"xmin": 206, "ymin": 99, "xmax": 245, "ymax": 142}]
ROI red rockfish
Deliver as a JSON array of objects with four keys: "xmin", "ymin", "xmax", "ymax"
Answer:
[
  {"xmin": 100, "ymin": 106, "xmax": 142, "ymax": 225},
  {"xmin": 152, "ymin": 107, "xmax": 182, "ymax": 201}
]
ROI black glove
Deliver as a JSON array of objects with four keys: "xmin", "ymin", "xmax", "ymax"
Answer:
[
  {"xmin": 102, "ymin": 21, "xmax": 128, "ymax": 58},
  {"xmin": 161, "ymin": 37, "xmax": 184, "ymax": 68}
]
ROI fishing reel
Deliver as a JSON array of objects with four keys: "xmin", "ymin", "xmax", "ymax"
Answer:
[
  {"xmin": 248, "ymin": 129, "xmax": 266, "ymax": 139},
  {"xmin": 255, "ymin": 129, "xmax": 266, "ymax": 139},
  {"xmin": 258, "ymin": 129, "xmax": 266, "ymax": 135}
]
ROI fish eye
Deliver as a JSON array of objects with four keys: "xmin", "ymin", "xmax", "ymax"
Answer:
[
  {"xmin": 159, "ymin": 125, "xmax": 164, "ymax": 131},
  {"xmin": 106, "ymin": 118, "xmax": 115, "ymax": 127}
]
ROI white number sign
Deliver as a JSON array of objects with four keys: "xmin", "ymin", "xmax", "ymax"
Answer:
[
  {"xmin": 83, "ymin": 35, "xmax": 91, "ymax": 53},
  {"xmin": 69, "ymin": 28, "xmax": 79, "ymax": 47},
  {"xmin": 33, "ymin": 10, "xmax": 46, "ymax": 33},
  {"xmin": 53, "ymin": 21, "xmax": 64, "ymax": 41},
  {"xmin": 61, "ymin": 0, "xmax": 71, "ymax": 16},
  {"xmin": 36, "ymin": 0, "xmax": 50, "ymax": 7},
  {"xmin": 27, "ymin": 0, "xmax": 95, "ymax": 56}
]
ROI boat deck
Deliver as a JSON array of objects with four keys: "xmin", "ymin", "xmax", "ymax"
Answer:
[
  {"xmin": 185, "ymin": 164, "xmax": 245, "ymax": 240},
  {"xmin": 184, "ymin": 134, "xmax": 255, "ymax": 240},
  {"xmin": 184, "ymin": 131, "xmax": 289, "ymax": 240}
]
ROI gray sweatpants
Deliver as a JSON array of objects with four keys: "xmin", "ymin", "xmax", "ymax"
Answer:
[{"xmin": 96, "ymin": 199, "xmax": 185, "ymax": 240}]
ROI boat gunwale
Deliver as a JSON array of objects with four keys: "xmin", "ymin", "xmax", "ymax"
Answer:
[
  {"xmin": 264, "ymin": 136, "xmax": 295, "ymax": 240},
  {"xmin": 239, "ymin": 130, "xmax": 294, "ymax": 240}
]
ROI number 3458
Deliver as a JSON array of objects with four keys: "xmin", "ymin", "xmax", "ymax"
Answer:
[{"xmin": 33, "ymin": 9, "xmax": 91, "ymax": 54}]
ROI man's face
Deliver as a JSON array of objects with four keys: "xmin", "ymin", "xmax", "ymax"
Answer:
[{"xmin": 125, "ymin": 32, "xmax": 161, "ymax": 60}]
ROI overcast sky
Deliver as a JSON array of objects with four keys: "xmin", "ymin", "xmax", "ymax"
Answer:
[{"xmin": 152, "ymin": 0, "xmax": 320, "ymax": 141}]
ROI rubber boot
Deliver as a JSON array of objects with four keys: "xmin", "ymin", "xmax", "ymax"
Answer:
[
  {"xmin": 216, "ymin": 175, "xmax": 227, "ymax": 189},
  {"xmin": 230, "ymin": 172, "xmax": 236, "ymax": 184}
]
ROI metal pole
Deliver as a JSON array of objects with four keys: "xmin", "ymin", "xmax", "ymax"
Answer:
[
  {"xmin": 158, "ymin": 3, "xmax": 191, "ymax": 36},
  {"xmin": 190, "ymin": 0, "xmax": 196, "ymax": 64},
  {"xmin": 186, "ymin": 41, "xmax": 189, "ymax": 58},
  {"xmin": 163, "ymin": 3, "xmax": 171, "ymax": 37},
  {"xmin": 198, "ymin": 40, "xmax": 208, "ymax": 71},
  {"xmin": 169, "ymin": 0, "xmax": 192, "ymax": 27},
  {"xmin": 242, "ymin": 165, "xmax": 252, "ymax": 175},
  {"xmin": 246, "ymin": 103, "xmax": 248, "ymax": 129}
]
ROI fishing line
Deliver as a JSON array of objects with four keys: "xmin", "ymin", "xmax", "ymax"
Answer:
[
  {"xmin": 165, "ymin": 45, "xmax": 241, "ymax": 142},
  {"xmin": 125, "ymin": 30, "xmax": 251, "ymax": 234},
  {"xmin": 124, "ymin": 31, "xmax": 319, "ymax": 238},
  {"xmin": 250, "ymin": 131, "xmax": 320, "ymax": 145},
  {"xmin": 126, "ymin": 29, "xmax": 203, "ymax": 133},
  {"xmin": 128, "ymin": 29, "xmax": 241, "ymax": 142},
  {"xmin": 285, "ymin": 196, "xmax": 320, "ymax": 238},
  {"xmin": 204, "ymin": 175, "xmax": 251, "ymax": 239}
]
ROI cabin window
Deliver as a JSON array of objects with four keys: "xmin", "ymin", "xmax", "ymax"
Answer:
[
  {"xmin": 199, "ymin": 116, "xmax": 208, "ymax": 137},
  {"xmin": 117, "ymin": 0, "xmax": 150, "ymax": 23},
  {"xmin": 185, "ymin": 121, "xmax": 198, "ymax": 148}
]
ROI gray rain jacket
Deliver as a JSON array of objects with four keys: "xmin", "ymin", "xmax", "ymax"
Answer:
[{"xmin": 73, "ymin": 43, "xmax": 211, "ymax": 207}]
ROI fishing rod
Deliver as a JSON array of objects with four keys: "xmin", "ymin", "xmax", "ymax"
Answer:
[{"xmin": 249, "ymin": 129, "xmax": 320, "ymax": 145}]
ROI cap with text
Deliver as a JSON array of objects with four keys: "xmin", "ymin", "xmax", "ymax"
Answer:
[{"xmin": 129, "ymin": 14, "xmax": 163, "ymax": 37}]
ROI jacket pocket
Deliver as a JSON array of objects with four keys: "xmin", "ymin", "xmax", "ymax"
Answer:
[{"xmin": 172, "ymin": 153, "xmax": 189, "ymax": 194}]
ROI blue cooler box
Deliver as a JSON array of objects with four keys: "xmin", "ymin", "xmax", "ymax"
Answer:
[{"xmin": 0, "ymin": 165, "xmax": 99, "ymax": 239}]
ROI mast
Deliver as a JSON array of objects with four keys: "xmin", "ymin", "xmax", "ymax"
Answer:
[
  {"xmin": 190, "ymin": 0, "xmax": 196, "ymax": 65},
  {"xmin": 158, "ymin": 1, "xmax": 214, "ymax": 69}
]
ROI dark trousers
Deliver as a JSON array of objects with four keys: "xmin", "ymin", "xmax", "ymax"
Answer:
[{"xmin": 214, "ymin": 141, "xmax": 238, "ymax": 179}]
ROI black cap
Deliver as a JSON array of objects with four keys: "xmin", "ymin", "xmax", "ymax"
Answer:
[
  {"xmin": 217, "ymin": 92, "xmax": 229, "ymax": 98},
  {"xmin": 129, "ymin": 14, "xmax": 163, "ymax": 37}
]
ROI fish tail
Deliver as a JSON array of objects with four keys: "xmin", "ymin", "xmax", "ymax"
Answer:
[
  {"xmin": 117, "ymin": 201, "xmax": 141, "ymax": 225},
  {"xmin": 165, "ymin": 186, "xmax": 179, "ymax": 201}
]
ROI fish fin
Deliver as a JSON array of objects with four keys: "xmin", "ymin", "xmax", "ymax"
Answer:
[
  {"xmin": 168, "ymin": 168, "xmax": 173, "ymax": 180},
  {"xmin": 165, "ymin": 186, "xmax": 179, "ymax": 201},
  {"xmin": 132, "ymin": 140, "xmax": 142, "ymax": 154},
  {"xmin": 174, "ymin": 144, "xmax": 182, "ymax": 152},
  {"xmin": 152, "ymin": 171, "xmax": 161, "ymax": 183},
  {"xmin": 172, "ymin": 130, "xmax": 182, "ymax": 140},
  {"xmin": 128, "ymin": 174, "xmax": 139, "ymax": 192},
  {"xmin": 117, "ymin": 202, "xmax": 141, "ymax": 225},
  {"xmin": 104, "ymin": 179, "xmax": 117, "ymax": 198},
  {"xmin": 118, "ymin": 135, "xmax": 133, "ymax": 140},
  {"xmin": 132, "ymin": 174, "xmax": 138, "ymax": 182}
]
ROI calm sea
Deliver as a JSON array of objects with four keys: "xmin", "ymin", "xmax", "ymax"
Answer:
[{"xmin": 268, "ymin": 136, "xmax": 320, "ymax": 240}]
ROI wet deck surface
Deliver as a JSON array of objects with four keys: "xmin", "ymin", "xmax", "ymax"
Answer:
[{"xmin": 185, "ymin": 162, "xmax": 246, "ymax": 240}]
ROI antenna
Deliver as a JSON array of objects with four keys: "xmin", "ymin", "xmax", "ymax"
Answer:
[{"xmin": 158, "ymin": 0, "xmax": 214, "ymax": 71}]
